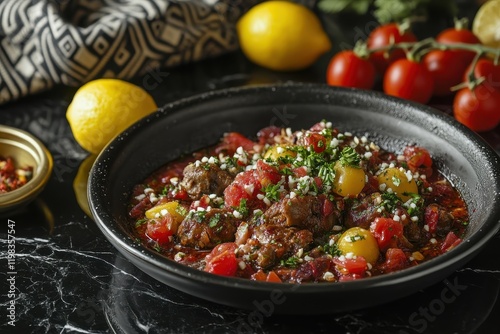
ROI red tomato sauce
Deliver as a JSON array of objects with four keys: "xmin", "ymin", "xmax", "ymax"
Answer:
[
  {"xmin": 0, "ymin": 156, "xmax": 33, "ymax": 193},
  {"xmin": 128, "ymin": 122, "xmax": 469, "ymax": 283}
]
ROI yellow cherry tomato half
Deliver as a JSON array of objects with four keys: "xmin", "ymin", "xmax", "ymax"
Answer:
[
  {"xmin": 263, "ymin": 145, "xmax": 296, "ymax": 161},
  {"xmin": 337, "ymin": 227, "xmax": 380, "ymax": 265},
  {"xmin": 333, "ymin": 161, "xmax": 366, "ymax": 197},
  {"xmin": 145, "ymin": 201, "xmax": 186, "ymax": 223}
]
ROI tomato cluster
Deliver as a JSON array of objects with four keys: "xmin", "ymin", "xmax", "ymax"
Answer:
[{"xmin": 326, "ymin": 21, "xmax": 500, "ymax": 132}]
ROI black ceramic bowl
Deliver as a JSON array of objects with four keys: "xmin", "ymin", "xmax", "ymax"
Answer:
[{"xmin": 89, "ymin": 83, "xmax": 500, "ymax": 314}]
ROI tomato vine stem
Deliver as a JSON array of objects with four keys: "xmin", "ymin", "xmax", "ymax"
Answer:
[{"xmin": 366, "ymin": 38, "xmax": 500, "ymax": 90}]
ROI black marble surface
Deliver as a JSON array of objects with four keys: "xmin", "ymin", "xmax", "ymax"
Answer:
[{"xmin": 2, "ymin": 3, "xmax": 500, "ymax": 333}]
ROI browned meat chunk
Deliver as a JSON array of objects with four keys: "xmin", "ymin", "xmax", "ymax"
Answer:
[
  {"xmin": 345, "ymin": 193, "xmax": 383, "ymax": 229},
  {"xmin": 263, "ymin": 195, "xmax": 337, "ymax": 236},
  {"xmin": 425, "ymin": 203, "xmax": 454, "ymax": 236},
  {"xmin": 239, "ymin": 225, "xmax": 313, "ymax": 269},
  {"xmin": 177, "ymin": 209, "xmax": 237, "ymax": 249},
  {"xmin": 180, "ymin": 163, "xmax": 234, "ymax": 200}
]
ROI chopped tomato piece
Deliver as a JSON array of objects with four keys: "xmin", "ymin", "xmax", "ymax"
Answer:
[
  {"xmin": 403, "ymin": 146, "xmax": 432, "ymax": 175},
  {"xmin": 333, "ymin": 256, "xmax": 367, "ymax": 275},
  {"xmin": 304, "ymin": 133, "xmax": 327, "ymax": 153},
  {"xmin": 441, "ymin": 231, "xmax": 461, "ymax": 253},
  {"xmin": 309, "ymin": 122, "xmax": 327, "ymax": 132},
  {"xmin": 321, "ymin": 196, "xmax": 334, "ymax": 217},
  {"xmin": 257, "ymin": 126, "xmax": 281, "ymax": 145},
  {"xmin": 251, "ymin": 270, "xmax": 267, "ymax": 281},
  {"xmin": 293, "ymin": 166, "xmax": 308, "ymax": 177},
  {"xmin": 204, "ymin": 243, "xmax": 238, "ymax": 276},
  {"xmin": 256, "ymin": 160, "xmax": 281, "ymax": 186},
  {"xmin": 266, "ymin": 271, "xmax": 282, "ymax": 283},
  {"xmin": 190, "ymin": 195, "xmax": 211, "ymax": 210},
  {"xmin": 424, "ymin": 205, "xmax": 439, "ymax": 234},
  {"xmin": 380, "ymin": 248, "xmax": 408, "ymax": 273},
  {"xmin": 370, "ymin": 218, "xmax": 404, "ymax": 251},
  {"xmin": 215, "ymin": 132, "xmax": 255, "ymax": 155},
  {"xmin": 224, "ymin": 170, "xmax": 262, "ymax": 209},
  {"xmin": 250, "ymin": 270, "xmax": 282, "ymax": 282}
]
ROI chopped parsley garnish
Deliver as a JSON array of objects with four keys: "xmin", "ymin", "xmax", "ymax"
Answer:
[
  {"xmin": 224, "ymin": 156, "xmax": 238, "ymax": 168},
  {"xmin": 318, "ymin": 164, "xmax": 335, "ymax": 187},
  {"xmin": 280, "ymin": 256, "xmax": 301, "ymax": 268},
  {"xmin": 262, "ymin": 183, "xmax": 282, "ymax": 202},
  {"xmin": 161, "ymin": 185, "xmax": 172, "ymax": 196},
  {"xmin": 209, "ymin": 213, "xmax": 221, "ymax": 228},
  {"xmin": 405, "ymin": 193, "xmax": 424, "ymax": 216},
  {"xmin": 339, "ymin": 147, "xmax": 361, "ymax": 167},
  {"xmin": 379, "ymin": 192, "xmax": 401, "ymax": 213},
  {"xmin": 320, "ymin": 127, "xmax": 333, "ymax": 138},
  {"xmin": 152, "ymin": 243, "xmax": 162, "ymax": 252},
  {"xmin": 322, "ymin": 243, "xmax": 342, "ymax": 257},
  {"xmin": 237, "ymin": 198, "xmax": 249, "ymax": 216},
  {"xmin": 276, "ymin": 155, "xmax": 295, "ymax": 165},
  {"xmin": 392, "ymin": 176, "xmax": 401, "ymax": 187},
  {"xmin": 190, "ymin": 210, "xmax": 207, "ymax": 223},
  {"xmin": 280, "ymin": 167, "xmax": 293, "ymax": 176},
  {"xmin": 175, "ymin": 205, "xmax": 188, "ymax": 217},
  {"xmin": 135, "ymin": 218, "xmax": 148, "ymax": 227},
  {"xmin": 349, "ymin": 234, "xmax": 366, "ymax": 242}
]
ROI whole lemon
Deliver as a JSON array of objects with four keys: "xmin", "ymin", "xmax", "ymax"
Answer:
[
  {"xmin": 472, "ymin": 0, "xmax": 500, "ymax": 48},
  {"xmin": 73, "ymin": 154, "xmax": 97, "ymax": 218},
  {"xmin": 66, "ymin": 79, "xmax": 158, "ymax": 154},
  {"xmin": 237, "ymin": 1, "xmax": 332, "ymax": 71}
]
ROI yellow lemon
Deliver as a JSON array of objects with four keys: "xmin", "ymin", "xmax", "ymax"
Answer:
[
  {"xmin": 73, "ymin": 154, "xmax": 98, "ymax": 219},
  {"xmin": 237, "ymin": 1, "xmax": 332, "ymax": 71},
  {"xmin": 66, "ymin": 79, "xmax": 158, "ymax": 154},
  {"xmin": 472, "ymin": 0, "xmax": 500, "ymax": 48}
]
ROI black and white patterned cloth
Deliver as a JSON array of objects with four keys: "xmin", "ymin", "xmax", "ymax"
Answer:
[{"xmin": 0, "ymin": 0, "xmax": 270, "ymax": 105}]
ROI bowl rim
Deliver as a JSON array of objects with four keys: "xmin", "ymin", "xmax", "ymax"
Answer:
[
  {"xmin": 89, "ymin": 83, "xmax": 500, "ymax": 296},
  {"xmin": 0, "ymin": 124, "xmax": 53, "ymax": 211}
]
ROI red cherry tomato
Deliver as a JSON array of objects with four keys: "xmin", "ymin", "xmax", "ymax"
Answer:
[
  {"xmin": 204, "ymin": 242, "xmax": 238, "ymax": 276},
  {"xmin": 463, "ymin": 58, "xmax": 500, "ymax": 90},
  {"xmin": 367, "ymin": 23, "xmax": 417, "ymax": 73},
  {"xmin": 436, "ymin": 26, "xmax": 480, "ymax": 67},
  {"xmin": 383, "ymin": 59, "xmax": 434, "ymax": 104},
  {"xmin": 423, "ymin": 50, "xmax": 468, "ymax": 96},
  {"xmin": 453, "ymin": 84, "xmax": 500, "ymax": 132},
  {"xmin": 146, "ymin": 215, "xmax": 175, "ymax": 245},
  {"xmin": 326, "ymin": 50, "xmax": 376, "ymax": 89}
]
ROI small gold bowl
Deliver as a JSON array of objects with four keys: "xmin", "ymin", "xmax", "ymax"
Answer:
[{"xmin": 0, "ymin": 125, "xmax": 53, "ymax": 213}]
